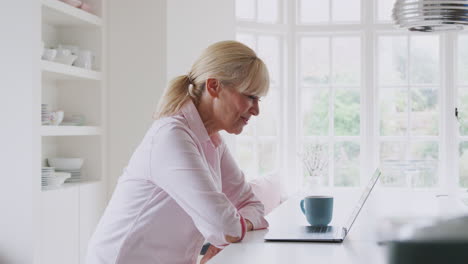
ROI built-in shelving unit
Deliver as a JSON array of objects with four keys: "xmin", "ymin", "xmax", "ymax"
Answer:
[
  {"xmin": 39, "ymin": 1, "xmax": 107, "ymax": 263},
  {"xmin": 42, "ymin": 0, "xmax": 102, "ymax": 26},
  {"xmin": 42, "ymin": 179, "xmax": 101, "ymax": 191},
  {"xmin": 41, "ymin": 125, "xmax": 102, "ymax": 136},
  {"xmin": 42, "ymin": 60, "xmax": 102, "ymax": 81}
]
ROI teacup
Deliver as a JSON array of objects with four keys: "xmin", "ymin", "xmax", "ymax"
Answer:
[
  {"xmin": 50, "ymin": 110, "xmax": 64, "ymax": 126},
  {"xmin": 300, "ymin": 195, "xmax": 333, "ymax": 226},
  {"xmin": 42, "ymin": 48, "xmax": 57, "ymax": 61}
]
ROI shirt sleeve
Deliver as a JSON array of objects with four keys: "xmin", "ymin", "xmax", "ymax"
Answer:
[
  {"xmin": 219, "ymin": 143, "xmax": 269, "ymax": 230},
  {"xmin": 149, "ymin": 124, "xmax": 244, "ymax": 247}
]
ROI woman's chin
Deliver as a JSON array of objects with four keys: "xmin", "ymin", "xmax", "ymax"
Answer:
[{"xmin": 226, "ymin": 126, "xmax": 244, "ymax": 135}]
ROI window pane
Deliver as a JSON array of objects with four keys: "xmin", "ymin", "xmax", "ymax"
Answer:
[
  {"xmin": 410, "ymin": 88, "xmax": 439, "ymax": 136},
  {"xmin": 236, "ymin": 0, "xmax": 255, "ymax": 20},
  {"xmin": 380, "ymin": 142, "xmax": 407, "ymax": 187},
  {"xmin": 332, "ymin": 36, "xmax": 360, "ymax": 85},
  {"xmin": 237, "ymin": 140, "xmax": 256, "ymax": 180},
  {"xmin": 377, "ymin": 0, "xmax": 394, "ymax": 22},
  {"xmin": 258, "ymin": 35, "xmax": 280, "ymax": 87},
  {"xmin": 380, "ymin": 142, "xmax": 438, "ymax": 188},
  {"xmin": 241, "ymin": 117, "xmax": 254, "ymax": 136},
  {"xmin": 378, "ymin": 36, "xmax": 408, "ymax": 85},
  {"xmin": 300, "ymin": 37, "xmax": 329, "ymax": 85},
  {"xmin": 259, "ymin": 140, "xmax": 277, "ymax": 175},
  {"xmin": 302, "ymin": 142, "xmax": 329, "ymax": 186},
  {"xmin": 236, "ymin": 33, "xmax": 256, "ymax": 51},
  {"xmin": 258, "ymin": 0, "xmax": 279, "ymax": 23},
  {"xmin": 409, "ymin": 142, "xmax": 438, "ymax": 187},
  {"xmin": 459, "ymin": 142, "xmax": 468, "ymax": 188},
  {"xmin": 334, "ymin": 141, "xmax": 360, "ymax": 187},
  {"xmin": 380, "ymin": 89, "xmax": 408, "ymax": 136},
  {"xmin": 410, "ymin": 36, "xmax": 440, "ymax": 85},
  {"xmin": 334, "ymin": 89, "xmax": 360, "ymax": 136},
  {"xmin": 298, "ymin": 0, "xmax": 329, "ymax": 24},
  {"xmin": 303, "ymin": 88, "xmax": 329, "ymax": 136},
  {"xmin": 458, "ymin": 89, "xmax": 468, "ymax": 135},
  {"xmin": 332, "ymin": 0, "xmax": 360, "ymax": 22},
  {"xmin": 459, "ymin": 35, "xmax": 468, "ymax": 85},
  {"xmin": 258, "ymin": 90, "xmax": 279, "ymax": 136}
]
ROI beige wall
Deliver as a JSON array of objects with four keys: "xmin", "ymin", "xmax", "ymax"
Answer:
[
  {"xmin": 107, "ymin": 0, "xmax": 235, "ymax": 196},
  {"xmin": 107, "ymin": 0, "xmax": 167, "ymax": 195}
]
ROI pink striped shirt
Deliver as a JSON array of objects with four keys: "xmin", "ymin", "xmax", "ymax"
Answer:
[{"xmin": 86, "ymin": 100, "xmax": 269, "ymax": 264}]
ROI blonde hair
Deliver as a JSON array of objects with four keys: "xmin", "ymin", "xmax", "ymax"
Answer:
[{"xmin": 153, "ymin": 40, "xmax": 270, "ymax": 119}]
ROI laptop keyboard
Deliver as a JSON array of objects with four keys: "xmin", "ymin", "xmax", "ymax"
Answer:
[{"xmin": 308, "ymin": 226, "xmax": 333, "ymax": 233}]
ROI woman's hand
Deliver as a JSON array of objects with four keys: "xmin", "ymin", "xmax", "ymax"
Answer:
[
  {"xmin": 201, "ymin": 219, "xmax": 253, "ymax": 263},
  {"xmin": 200, "ymin": 245, "xmax": 223, "ymax": 264},
  {"xmin": 245, "ymin": 219, "xmax": 253, "ymax": 231}
]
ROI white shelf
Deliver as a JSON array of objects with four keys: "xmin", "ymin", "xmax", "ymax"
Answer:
[
  {"xmin": 41, "ymin": 60, "xmax": 102, "ymax": 81},
  {"xmin": 41, "ymin": 125, "xmax": 102, "ymax": 136},
  {"xmin": 42, "ymin": 0, "xmax": 102, "ymax": 27},
  {"xmin": 42, "ymin": 179, "xmax": 101, "ymax": 192}
]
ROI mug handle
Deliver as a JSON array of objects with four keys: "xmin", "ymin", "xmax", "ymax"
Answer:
[{"xmin": 300, "ymin": 199, "xmax": 305, "ymax": 215}]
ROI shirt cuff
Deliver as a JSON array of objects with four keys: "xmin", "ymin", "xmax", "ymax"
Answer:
[{"xmin": 239, "ymin": 207, "xmax": 269, "ymax": 230}]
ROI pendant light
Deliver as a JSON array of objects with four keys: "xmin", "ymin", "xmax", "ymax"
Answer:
[{"xmin": 393, "ymin": 0, "xmax": 468, "ymax": 32}]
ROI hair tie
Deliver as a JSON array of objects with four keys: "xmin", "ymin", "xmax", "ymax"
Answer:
[
  {"xmin": 187, "ymin": 83, "xmax": 195, "ymax": 97},
  {"xmin": 187, "ymin": 74, "xmax": 194, "ymax": 85}
]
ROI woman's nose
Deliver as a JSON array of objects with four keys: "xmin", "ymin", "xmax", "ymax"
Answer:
[{"xmin": 250, "ymin": 100, "xmax": 259, "ymax": 116}]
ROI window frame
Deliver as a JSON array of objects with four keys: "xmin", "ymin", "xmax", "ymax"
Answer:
[{"xmin": 234, "ymin": 0, "xmax": 464, "ymax": 194}]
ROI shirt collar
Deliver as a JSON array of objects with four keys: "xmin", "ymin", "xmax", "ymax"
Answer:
[{"xmin": 180, "ymin": 100, "xmax": 222, "ymax": 148}]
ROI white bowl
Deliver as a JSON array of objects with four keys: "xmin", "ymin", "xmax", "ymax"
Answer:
[
  {"xmin": 45, "ymin": 175, "xmax": 68, "ymax": 187},
  {"xmin": 47, "ymin": 158, "xmax": 84, "ymax": 170},
  {"xmin": 53, "ymin": 54, "xmax": 78, "ymax": 65}
]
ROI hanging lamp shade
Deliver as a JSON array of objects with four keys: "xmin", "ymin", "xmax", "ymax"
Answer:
[{"xmin": 392, "ymin": 0, "xmax": 468, "ymax": 32}]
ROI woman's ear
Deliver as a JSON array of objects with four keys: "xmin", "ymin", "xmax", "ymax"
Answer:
[{"xmin": 205, "ymin": 78, "xmax": 220, "ymax": 98}]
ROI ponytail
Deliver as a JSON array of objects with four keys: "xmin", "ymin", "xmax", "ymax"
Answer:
[{"xmin": 153, "ymin": 75, "xmax": 191, "ymax": 119}]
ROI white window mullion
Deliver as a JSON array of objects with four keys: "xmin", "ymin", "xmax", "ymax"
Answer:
[
  {"xmin": 363, "ymin": 28, "xmax": 374, "ymax": 184},
  {"xmin": 329, "ymin": 36, "xmax": 335, "ymax": 187},
  {"xmin": 284, "ymin": 0, "xmax": 298, "ymax": 195},
  {"xmin": 406, "ymin": 35, "xmax": 412, "ymax": 162},
  {"xmin": 360, "ymin": 0, "xmax": 370, "ymax": 187},
  {"xmin": 445, "ymin": 32, "xmax": 458, "ymax": 191}
]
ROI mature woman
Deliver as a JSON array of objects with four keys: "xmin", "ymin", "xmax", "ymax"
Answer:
[{"xmin": 86, "ymin": 40, "xmax": 270, "ymax": 264}]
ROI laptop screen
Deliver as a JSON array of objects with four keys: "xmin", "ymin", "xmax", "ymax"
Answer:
[{"xmin": 343, "ymin": 169, "xmax": 381, "ymax": 233}]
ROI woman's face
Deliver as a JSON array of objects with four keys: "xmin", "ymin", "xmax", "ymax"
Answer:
[{"xmin": 216, "ymin": 85, "xmax": 260, "ymax": 135}]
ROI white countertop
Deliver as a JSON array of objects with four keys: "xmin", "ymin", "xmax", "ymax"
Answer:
[{"xmin": 210, "ymin": 189, "xmax": 466, "ymax": 263}]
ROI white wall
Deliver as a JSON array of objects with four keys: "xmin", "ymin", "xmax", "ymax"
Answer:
[
  {"xmin": 0, "ymin": 1, "xmax": 40, "ymax": 263},
  {"xmin": 107, "ymin": 0, "xmax": 236, "ymax": 195},
  {"xmin": 166, "ymin": 0, "xmax": 236, "ymax": 79},
  {"xmin": 107, "ymin": 0, "xmax": 167, "ymax": 194}
]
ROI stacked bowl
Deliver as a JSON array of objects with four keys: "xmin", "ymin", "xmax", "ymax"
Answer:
[{"xmin": 47, "ymin": 158, "xmax": 84, "ymax": 183}]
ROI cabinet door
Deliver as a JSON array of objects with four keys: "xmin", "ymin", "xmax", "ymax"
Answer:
[
  {"xmin": 40, "ymin": 188, "xmax": 79, "ymax": 264},
  {"xmin": 79, "ymin": 181, "xmax": 106, "ymax": 264}
]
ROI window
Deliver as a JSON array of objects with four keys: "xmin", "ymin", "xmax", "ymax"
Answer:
[
  {"xmin": 235, "ymin": 31, "xmax": 284, "ymax": 181},
  {"xmin": 235, "ymin": 0, "xmax": 466, "ymax": 192}
]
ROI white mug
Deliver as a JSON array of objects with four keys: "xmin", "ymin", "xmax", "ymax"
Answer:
[
  {"xmin": 73, "ymin": 50, "xmax": 94, "ymax": 69},
  {"xmin": 42, "ymin": 48, "xmax": 57, "ymax": 61},
  {"xmin": 56, "ymin": 48, "xmax": 72, "ymax": 58}
]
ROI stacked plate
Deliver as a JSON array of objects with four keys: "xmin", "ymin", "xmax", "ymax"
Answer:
[
  {"xmin": 47, "ymin": 158, "xmax": 84, "ymax": 183},
  {"xmin": 61, "ymin": 114, "xmax": 86, "ymax": 126},
  {"xmin": 41, "ymin": 104, "xmax": 50, "ymax": 125},
  {"xmin": 42, "ymin": 167, "xmax": 71, "ymax": 189},
  {"xmin": 60, "ymin": 169, "xmax": 82, "ymax": 183}
]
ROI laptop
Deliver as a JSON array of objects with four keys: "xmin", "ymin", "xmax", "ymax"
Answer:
[{"xmin": 264, "ymin": 168, "xmax": 381, "ymax": 243}]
